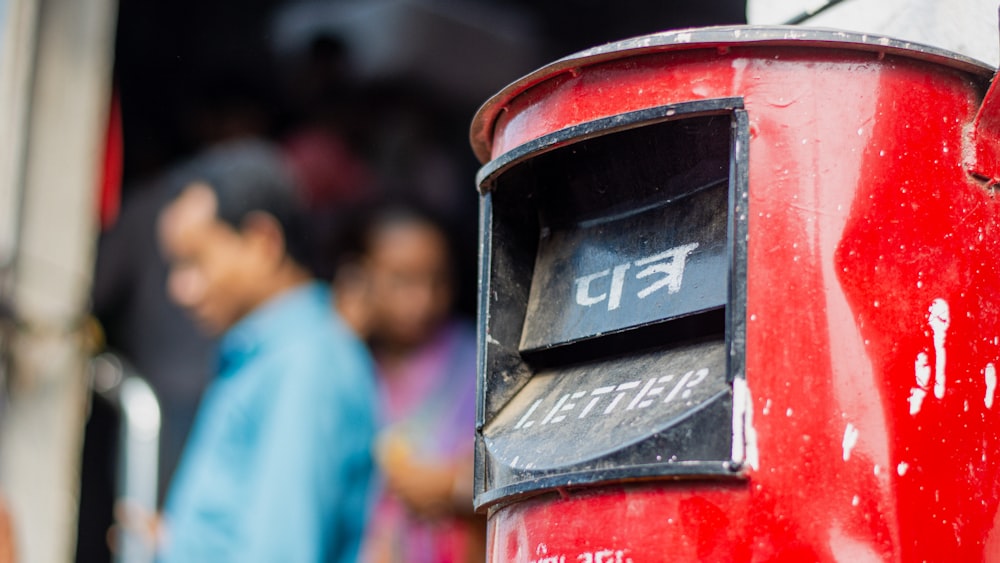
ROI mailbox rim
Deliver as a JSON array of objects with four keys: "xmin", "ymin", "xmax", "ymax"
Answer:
[
  {"xmin": 476, "ymin": 96, "xmax": 744, "ymax": 192},
  {"xmin": 470, "ymin": 24, "xmax": 995, "ymax": 164}
]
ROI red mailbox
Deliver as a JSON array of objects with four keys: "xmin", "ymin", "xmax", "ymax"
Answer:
[{"xmin": 471, "ymin": 26, "xmax": 1000, "ymax": 561}]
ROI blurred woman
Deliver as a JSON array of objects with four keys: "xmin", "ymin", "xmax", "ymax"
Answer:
[{"xmin": 334, "ymin": 202, "xmax": 484, "ymax": 563}]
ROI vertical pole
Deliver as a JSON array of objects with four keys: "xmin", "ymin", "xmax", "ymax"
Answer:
[{"xmin": 0, "ymin": 0, "xmax": 117, "ymax": 561}]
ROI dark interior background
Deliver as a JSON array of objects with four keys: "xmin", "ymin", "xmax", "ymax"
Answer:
[
  {"xmin": 113, "ymin": 0, "xmax": 748, "ymax": 189},
  {"xmin": 79, "ymin": 2, "xmax": 747, "ymax": 562},
  {"xmin": 109, "ymin": 0, "xmax": 749, "ymax": 322}
]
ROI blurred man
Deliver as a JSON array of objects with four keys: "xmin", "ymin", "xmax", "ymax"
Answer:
[{"xmin": 156, "ymin": 140, "xmax": 376, "ymax": 563}]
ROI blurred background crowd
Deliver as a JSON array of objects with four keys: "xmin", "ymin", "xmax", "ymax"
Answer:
[
  {"xmin": 2, "ymin": 0, "xmax": 793, "ymax": 561},
  {"xmin": 78, "ymin": 1, "xmax": 748, "ymax": 562}
]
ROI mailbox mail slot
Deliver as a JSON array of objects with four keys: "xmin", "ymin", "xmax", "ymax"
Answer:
[
  {"xmin": 518, "ymin": 113, "xmax": 730, "ymax": 352},
  {"xmin": 476, "ymin": 99, "xmax": 749, "ymax": 508}
]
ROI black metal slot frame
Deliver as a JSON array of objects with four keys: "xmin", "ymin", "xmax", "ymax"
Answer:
[
  {"xmin": 476, "ymin": 98, "xmax": 749, "ymax": 511},
  {"xmin": 521, "ymin": 308, "xmax": 726, "ymax": 369}
]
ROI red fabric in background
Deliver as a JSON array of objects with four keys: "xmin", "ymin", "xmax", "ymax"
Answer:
[{"xmin": 99, "ymin": 87, "xmax": 123, "ymax": 231}]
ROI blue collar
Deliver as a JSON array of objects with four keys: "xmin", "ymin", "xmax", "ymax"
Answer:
[{"xmin": 215, "ymin": 281, "xmax": 329, "ymax": 376}]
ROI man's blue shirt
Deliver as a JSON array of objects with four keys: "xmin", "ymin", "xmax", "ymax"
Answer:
[{"xmin": 160, "ymin": 282, "xmax": 376, "ymax": 563}]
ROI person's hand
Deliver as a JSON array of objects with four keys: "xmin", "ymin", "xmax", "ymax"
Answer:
[
  {"xmin": 376, "ymin": 432, "xmax": 468, "ymax": 519},
  {"xmin": 333, "ymin": 262, "xmax": 373, "ymax": 339},
  {"xmin": 107, "ymin": 499, "xmax": 163, "ymax": 554}
]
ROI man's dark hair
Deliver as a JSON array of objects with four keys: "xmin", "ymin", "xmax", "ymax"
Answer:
[{"xmin": 173, "ymin": 139, "xmax": 311, "ymax": 268}]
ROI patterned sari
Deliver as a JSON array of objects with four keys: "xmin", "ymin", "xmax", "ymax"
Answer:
[{"xmin": 359, "ymin": 321, "xmax": 479, "ymax": 563}]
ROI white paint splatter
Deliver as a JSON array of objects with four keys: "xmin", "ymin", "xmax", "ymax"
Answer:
[
  {"xmin": 842, "ymin": 423, "xmax": 860, "ymax": 461},
  {"xmin": 828, "ymin": 522, "xmax": 886, "ymax": 563},
  {"xmin": 928, "ymin": 299, "xmax": 950, "ymax": 399},
  {"xmin": 731, "ymin": 377, "xmax": 759, "ymax": 471},
  {"xmin": 908, "ymin": 387, "xmax": 927, "ymax": 416},
  {"xmin": 897, "ymin": 462, "xmax": 909, "ymax": 476},
  {"xmin": 909, "ymin": 351, "xmax": 931, "ymax": 416},
  {"xmin": 986, "ymin": 363, "xmax": 997, "ymax": 409},
  {"xmin": 852, "ymin": 495, "xmax": 860, "ymax": 506},
  {"xmin": 914, "ymin": 352, "xmax": 931, "ymax": 389}
]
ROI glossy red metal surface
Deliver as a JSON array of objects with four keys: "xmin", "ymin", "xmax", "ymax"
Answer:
[
  {"xmin": 972, "ymin": 75, "xmax": 1000, "ymax": 185},
  {"xmin": 473, "ymin": 27, "xmax": 1000, "ymax": 561}
]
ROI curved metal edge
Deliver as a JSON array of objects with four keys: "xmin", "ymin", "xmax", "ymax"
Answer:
[
  {"xmin": 119, "ymin": 376, "xmax": 162, "ymax": 440},
  {"xmin": 475, "ymin": 461, "xmax": 742, "ymax": 513},
  {"xmin": 117, "ymin": 375, "xmax": 161, "ymax": 563},
  {"xmin": 470, "ymin": 25, "xmax": 997, "ymax": 164},
  {"xmin": 88, "ymin": 353, "xmax": 162, "ymax": 563},
  {"xmin": 476, "ymin": 97, "xmax": 744, "ymax": 192}
]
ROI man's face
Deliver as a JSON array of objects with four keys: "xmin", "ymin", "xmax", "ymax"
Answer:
[{"xmin": 158, "ymin": 183, "xmax": 260, "ymax": 335}]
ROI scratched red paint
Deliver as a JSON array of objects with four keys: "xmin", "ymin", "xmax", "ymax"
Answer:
[{"xmin": 472, "ymin": 27, "xmax": 1000, "ymax": 561}]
